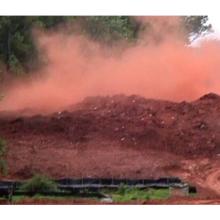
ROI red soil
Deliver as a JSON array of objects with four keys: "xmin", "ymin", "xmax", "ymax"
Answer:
[
  {"xmin": 1, "ymin": 197, "xmax": 220, "ymax": 205},
  {"xmin": 1, "ymin": 93, "xmax": 220, "ymax": 202}
]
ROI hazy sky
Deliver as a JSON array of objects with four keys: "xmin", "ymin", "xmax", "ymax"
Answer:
[
  {"xmin": 191, "ymin": 15, "xmax": 220, "ymax": 45},
  {"xmin": 208, "ymin": 15, "xmax": 220, "ymax": 33}
]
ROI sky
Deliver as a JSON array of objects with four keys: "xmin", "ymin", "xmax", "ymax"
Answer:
[
  {"xmin": 209, "ymin": 15, "xmax": 220, "ymax": 33},
  {"xmin": 191, "ymin": 15, "xmax": 220, "ymax": 46}
]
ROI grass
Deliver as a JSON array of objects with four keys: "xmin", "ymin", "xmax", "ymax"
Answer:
[
  {"xmin": 10, "ymin": 194, "xmax": 101, "ymax": 203},
  {"xmin": 101, "ymin": 186, "xmax": 170, "ymax": 202},
  {"xmin": 1, "ymin": 187, "xmax": 170, "ymax": 203},
  {"xmin": 189, "ymin": 192, "xmax": 197, "ymax": 198},
  {"xmin": 148, "ymin": 188, "xmax": 170, "ymax": 200},
  {"xmin": 11, "ymin": 194, "xmax": 74, "ymax": 202}
]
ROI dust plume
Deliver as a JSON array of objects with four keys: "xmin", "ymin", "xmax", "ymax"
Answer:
[{"xmin": 1, "ymin": 16, "xmax": 220, "ymax": 114}]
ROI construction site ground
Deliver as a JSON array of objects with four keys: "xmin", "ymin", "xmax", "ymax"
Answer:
[{"xmin": 1, "ymin": 93, "xmax": 220, "ymax": 204}]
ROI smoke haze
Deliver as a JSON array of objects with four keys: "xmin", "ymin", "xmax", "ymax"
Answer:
[{"xmin": 1, "ymin": 16, "xmax": 220, "ymax": 114}]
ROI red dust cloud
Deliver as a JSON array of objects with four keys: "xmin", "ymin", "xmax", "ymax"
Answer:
[{"xmin": 1, "ymin": 17, "xmax": 220, "ymax": 114}]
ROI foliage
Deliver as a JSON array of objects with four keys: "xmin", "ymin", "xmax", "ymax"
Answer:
[
  {"xmin": 0, "ymin": 138, "xmax": 6, "ymax": 156},
  {"xmin": 0, "ymin": 16, "xmax": 212, "ymax": 75},
  {"xmin": 148, "ymin": 188, "xmax": 170, "ymax": 200},
  {"xmin": 0, "ymin": 16, "xmax": 37, "ymax": 74},
  {"xmin": 19, "ymin": 174, "xmax": 58, "ymax": 194},
  {"xmin": 75, "ymin": 16, "xmax": 138, "ymax": 44},
  {"xmin": 0, "ymin": 138, "xmax": 7, "ymax": 176},
  {"xmin": 103, "ymin": 185, "xmax": 170, "ymax": 202},
  {"xmin": 33, "ymin": 16, "xmax": 73, "ymax": 29},
  {"xmin": 0, "ymin": 16, "xmax": 69, "ymax": 74},
  {"xmin": 0, "ymin": 160, "xmax": 7, "ymax": 176},
  {"xmin": 182, "ymin": 16, "xmax": 212, "ymax": 41}
]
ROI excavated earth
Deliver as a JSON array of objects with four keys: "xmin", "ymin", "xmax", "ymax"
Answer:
[{"xmin": 1, "ymin": 93, "xmax": 220, "ymax": 203}]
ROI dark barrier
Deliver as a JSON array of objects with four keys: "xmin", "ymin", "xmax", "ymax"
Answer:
[
  {"xmin": 57, "ymin": 178, "xmax": 83, "ymax": 185},
  {"xmin": 65, "ymin": 178, "xmax": 184, "ymax": 186},
  {"xmin": 143, "ymin": 179, "xmax": 155, "ymax": 184},
  {"xmin": 0, "ymin": 177, "xmax": 189, "ymax": 199}
]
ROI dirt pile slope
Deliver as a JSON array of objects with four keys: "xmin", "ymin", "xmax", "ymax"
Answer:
[
  {"xmin": 1, "ymin": 93, "xmax": 220, "ymax": 156},
  {"xmin": 71, "ymin": 93, "xmax": 220, "ymax": 156},
  {"xmin": 1, "ymin": 93, "xmax": 220, "ymax": 199}
]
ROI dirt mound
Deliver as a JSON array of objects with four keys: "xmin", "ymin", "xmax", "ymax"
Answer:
[
  {"xmin": 1, "ymin": 93, "xmax": 220, "ymax": 156},
  {"xmin": 198, "ymin": 92, "xmax": 220, "ymax": 101},
  {"xmin": 1, "ymin": 93, "xmax": 220, "ymax": 198}
]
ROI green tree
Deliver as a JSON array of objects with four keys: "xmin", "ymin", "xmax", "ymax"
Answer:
[
  {"xmin": 33, "ymin": 16, "xmax": 71, "ymax": 29},
  {"xmin": 74, "ymin": 16, "xmax": 138, "ymax": 44},
  {"xmin": 182, "ymin": 16, "xmax": 212, "ymax": 41},
  {"xmin": 75, "ymin": 16, "xmax": 212, "ymax": 45},
  {"xmin": 0, "ymin": 16, "xmax": 37, "ymax": 74},
  {"xmin": 0, "ymin": 16, "xmax": 213, "ymax": 75},
  {"xmin": 0, "ymin": 16, "xmax": 68, "ymax": 75}
]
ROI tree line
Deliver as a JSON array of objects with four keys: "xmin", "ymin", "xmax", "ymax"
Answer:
[{"xmin": 0, "ymin": 16, "xmax": 211, "ymax": 76}]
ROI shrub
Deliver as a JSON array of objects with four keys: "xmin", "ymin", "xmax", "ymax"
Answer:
[
  {"xmin": 0, "ymin": 160, "xmax": 7, "ymax": 176},
  {"xmin": 0, "ymin": 138, "xmax": 6, "ymax": 157},
  {"xmin": 19, "ymin": 174, "xmax": 58, "ymax": 194},
  {"xmin": 0, "ymin": 138, "xmax": 7, "ymax": 176}
]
